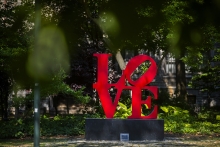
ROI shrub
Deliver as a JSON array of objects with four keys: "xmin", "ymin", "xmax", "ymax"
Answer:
[
  {"xmin": 0, "ymin": 114, "xmax": 100, "ymax": 139},
  {"xmin": 159, "ymin": 105, "xmax": 220, "ymax": 134},
  {"xmin": 114, "ymin": 102, "xmax": 132, "ymax": 118}
]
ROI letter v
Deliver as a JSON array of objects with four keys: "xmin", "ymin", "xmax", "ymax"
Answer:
[{"xmin": 93, "ymin": 54, "xmax": 126, "ymax": 118}]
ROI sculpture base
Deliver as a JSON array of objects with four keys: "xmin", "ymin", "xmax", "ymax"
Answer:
[{"xmin": 85, "ymin": 118, "xmax": 164, "ymax": 141}]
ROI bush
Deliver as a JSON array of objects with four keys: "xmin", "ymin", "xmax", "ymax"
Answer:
[
  {"xmin": 1, "ymin": 105, "xmax": 220, "ymax": 138},
  {"xmin": 159, "ymin": 105, "xmax": 220, "ymax": 134},
  {"xmin": 114, "ymin": 102, "xmax": 132, "ymax": 118},
  {"xmin": 0, "ymin": 114, "xmax": 101, "ymax": 139}
]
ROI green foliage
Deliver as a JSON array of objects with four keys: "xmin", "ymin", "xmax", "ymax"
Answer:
[
  {"xmin": 187, "ymin": 47, "xmax": 220, "ymax": 92},
  {"xmin": 12, "ymin": 96, "xmax": 29, "ymax": 108},
  {"xmin": 0, "ymin": 1, "xmax": 80, "ymax": 116},
  {"xmin": 114, "ymin": 102, "xmax": 147, "ymax": 118},
  {"xmin": 114, "ymin": 102, "xmax": 132, "ymax": 118},
  {"xmin": 1, "ymin": 106, "xmax": 220, "ymax": 138},
  {"xmin": 100, "ymin": 0, "xmax": 220, "ymax": 99},
  {"xmin": 24, "ymin": 69, "xmax": 90, "ymax": 104},
  {"xmin": 0, "ymin": 114, "xmax": 100, "ymax": 139},
  {"xmin": 159, "ymin": 105, "xmax": 220, "ymax": 134},
  {"xmin": 70, "ymin": 87, "xmax": 90, "ymax": 104},
  {"xmin": 160, "ymin": 106, "xmax": 189, "ymax": 117},
  {"xmin": 216, "ymin": 115, "xmax": 220, "ymax": 121},
  {"xmin": 162, "ymin": 0, "xmax": 194, "ymax": 24}
]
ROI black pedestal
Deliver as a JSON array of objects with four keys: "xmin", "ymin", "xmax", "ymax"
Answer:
[{"xmin": 85, "ymin": 118, "xmax": 164, "ymax": 141}]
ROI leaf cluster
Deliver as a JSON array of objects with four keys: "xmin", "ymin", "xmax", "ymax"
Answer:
[
  {"xmin": 0, "ymin": 114, "xmax": 101, "ymax": 139},
  {"xmin": 159, "ymin": 105, "xmax": 220, "ymax": 134}
]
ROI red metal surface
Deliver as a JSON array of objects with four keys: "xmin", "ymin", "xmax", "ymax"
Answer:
[{"xmin": 93, "ymin": 54, "xmax": 158, "ymax": 119}]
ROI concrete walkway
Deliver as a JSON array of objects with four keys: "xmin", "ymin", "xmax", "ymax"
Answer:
[{"xmin": 66, "ymin": 137, "xmax": 197, "ymax": 147}]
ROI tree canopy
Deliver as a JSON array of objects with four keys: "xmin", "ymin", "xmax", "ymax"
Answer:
[
  {"xmin": 94, "ymin": 0, "xmax": 220, "ymax": 100},
  {"xmin": 0, "ymin": 0, "xmax": 220, "ymax": 119}
]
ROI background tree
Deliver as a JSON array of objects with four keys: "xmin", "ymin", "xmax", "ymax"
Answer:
[
  {"xmin": 0, "ymin": 1, "xmax": 32, "ymax": 119},
  {"xmin": 0, "ymin": 0, "xmax": 91, "ymax": 118},
  {"xmin": 1, "ymin": 0, "xmax": 220, "ymax": 118},
  {"xmin": 96, "ymin": 0, "xmax": 220, "ymax": 102}
]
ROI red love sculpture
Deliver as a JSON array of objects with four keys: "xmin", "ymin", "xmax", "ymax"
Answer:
[{"xmin": 93, "ymin": 54, "xmax": 158, "ymax": 119}]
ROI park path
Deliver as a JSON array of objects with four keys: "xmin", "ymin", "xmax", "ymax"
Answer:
[{"xmin": 65, "ymin": 136, "xmax": 220, "ymax": 147}]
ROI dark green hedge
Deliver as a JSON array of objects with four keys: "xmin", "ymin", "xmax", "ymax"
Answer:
[{"xmin": 0, "ymin": 114, "xmax": 100, "ymax": 139}]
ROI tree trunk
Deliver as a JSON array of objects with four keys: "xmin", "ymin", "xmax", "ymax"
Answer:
[
  {"xmin": 0, "ymin": 89, "xmax": 8, "ymax": 120},
  {"xmin": 0, "ymin": 71, "xmax": 10, "ymax": 120},
  {"xmin": 3, "ymin": 90, "xmax": 8, "ymax": 120},
  {"xmin": 66, "ymin": 96, "xmax": 69, "ymax": 115},
  {"xmin": 15, "ymin": 107, "xmax": 19, "ymax": 119},
  {"xmin": 53, "ymin": 96, "xmax": 58, "ymax": 115},
  {"xmin": 175, "ymin": 52, "xmax": 187, "ymax": 101},
  {"xmin": 0, "ymin": 92, "xmax": 3, "ymax": 120}
]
